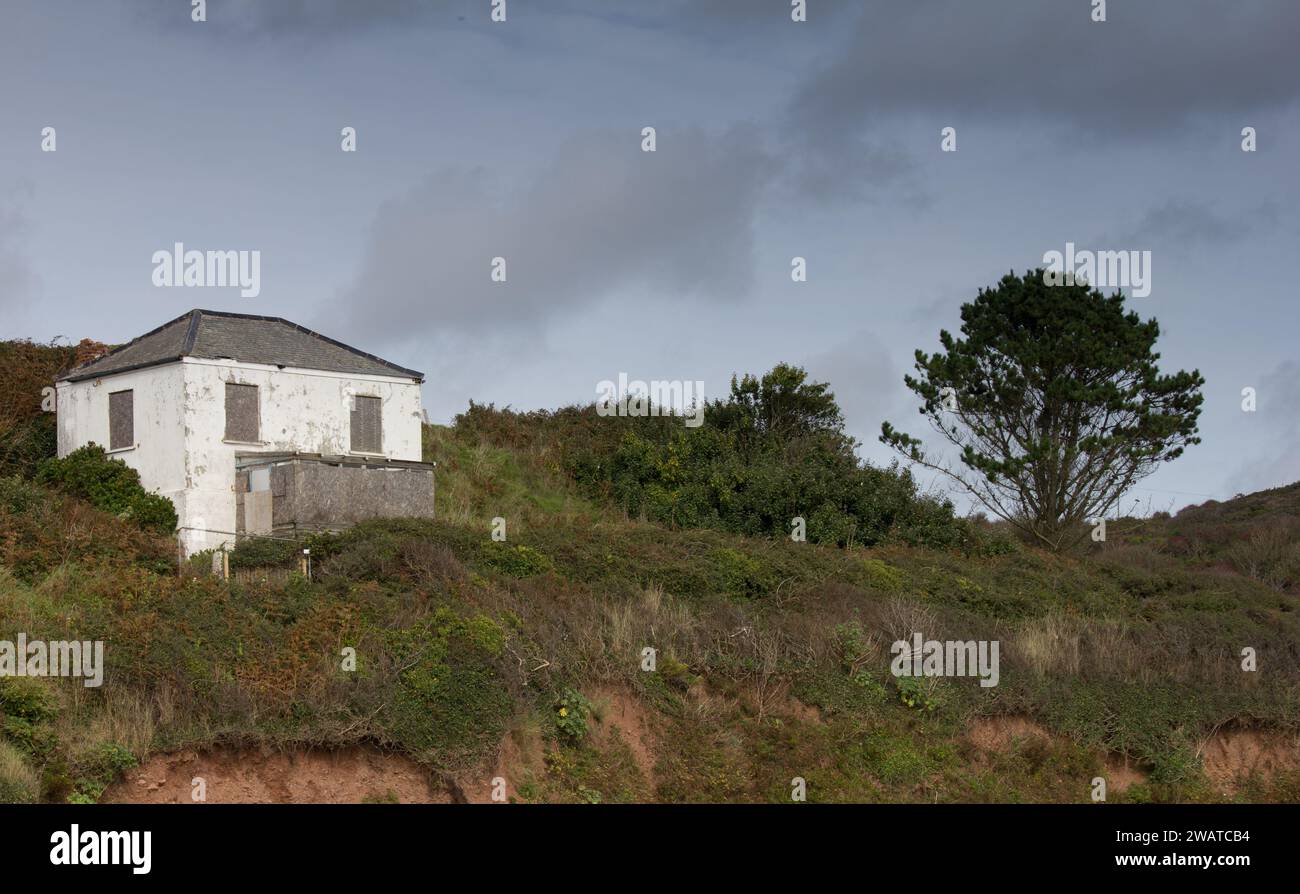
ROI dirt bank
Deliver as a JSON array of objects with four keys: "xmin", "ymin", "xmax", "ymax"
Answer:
[{"xmin": 102, "ymin": 745, "xmax": 452, "ymax": 804}]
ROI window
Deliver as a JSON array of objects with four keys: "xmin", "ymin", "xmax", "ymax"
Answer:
[
  {"xmin": 225, "ymin": 383, "xmax": 260, "ymax": 443},
  {"xmin": 108, "ymin": 390, "xmax": 134, "ymax": 450},
  {"xmin": 350, "ymin": 395, "xmax": 382, "ymax": 454}
]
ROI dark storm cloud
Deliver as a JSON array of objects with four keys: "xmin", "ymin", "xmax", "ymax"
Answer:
[
  {"xmin": 778, "ymin": 0, "xmax": 1300, "ymax": 197},
  {"xmin": 125, "ymin": 0, "xmax": 853, "ymax": 38},
  {"xmin": 179, "ymin": 0, "xmax": 856, "ymax": 33},
  {"xmin": 789, "ymin": 0, "xmax": 1300, "ymax": 133},
  {"xmin": 119, "ymin": 0, "xmax": 478, "ymax": 36},
  {"xmin": 334, "ymin": 125, "xmax": 775, "ymax": 343}
]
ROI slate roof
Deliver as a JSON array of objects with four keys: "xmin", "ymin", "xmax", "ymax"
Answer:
[{"xmin": 58, "ymin": 310, "xmax": 424, "ymax": 383}]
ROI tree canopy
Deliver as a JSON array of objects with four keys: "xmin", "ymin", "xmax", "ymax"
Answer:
[{"xmin": 881, "ymin": 270, "xmax": 1204, "ymax": 550}]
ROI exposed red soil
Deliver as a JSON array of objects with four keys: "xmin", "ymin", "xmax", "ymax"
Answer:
[
  {"xmin": 102, "ymin": 745, "xmax": 451, "ymax": 804},
  {"xmin": 1200, "ymin": 727, "xmax": 1300, "ymax": 795},
  {"xmin": 592, "ymin": 686, "xmax": 657, "ymax": 789},
  {"xmin": 967, "ymin": 715, "xmax": 1052, "ymax": 752}
]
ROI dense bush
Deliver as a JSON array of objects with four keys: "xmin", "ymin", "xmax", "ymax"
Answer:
[
  {"xmin": 0, "ymin": 338, "xmax": 111, "ymax": 478},
  {"xmin": 37, "ymin": 444, "xmax": 177, "ymax": 536},
  {"xmin": 532, "ymin": 364, "xmax": 965, "ymax": 548},
  {"xmin": 229, "ymin": 535, "xmax": 305, "ymax": 569},
  {"xmin": 449, "ymin": 366, "xmax": 966, "ymax": 548},
  {"xmin": 482, "ymin": 542, "xmax": 554, "ymax": 577}
]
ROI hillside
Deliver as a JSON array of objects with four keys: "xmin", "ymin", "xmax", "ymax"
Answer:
[{"xmin": 1, "ymin": 411, "xmax": 1299, "ymax": 804}]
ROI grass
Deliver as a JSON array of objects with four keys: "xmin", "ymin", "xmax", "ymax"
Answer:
[{"xmin": 1, "ymin": 420, "xmax": 1298, "ymax": 803}]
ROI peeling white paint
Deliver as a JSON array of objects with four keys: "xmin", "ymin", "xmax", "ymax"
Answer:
[{"xmin": 57, "ymin": 358, "xmax": 423, "ymax": 556}]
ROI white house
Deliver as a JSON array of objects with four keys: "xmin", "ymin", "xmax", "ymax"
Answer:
[{"xmin": 55, "ymin": 309, "xmax": 433, "ymax": 556}]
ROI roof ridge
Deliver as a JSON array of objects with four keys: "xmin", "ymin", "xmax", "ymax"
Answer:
[
  {"xmin": 182, "ymin": 309, "xmax": 203, "ymax": 354},
  {"xmin": 192, "ymin": 308, "xmax": 288, "ymax": 324}
]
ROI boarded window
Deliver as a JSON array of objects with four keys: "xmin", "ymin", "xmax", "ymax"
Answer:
[
  {"xmin": 108, "ymin": 390, "xmax": 133, "ymax": 450},
  {"xmin": 351, "ymin": 395, "xmax": 382, "ymax": 454},
  {"xmin": 225, "ymin": 383, "xmax": 260, "ymax": 442}
]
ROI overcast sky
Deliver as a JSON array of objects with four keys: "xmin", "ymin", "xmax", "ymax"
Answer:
[{"xmin": 1, "ymin": 0, "xmax": 1297, "ymax": 513}]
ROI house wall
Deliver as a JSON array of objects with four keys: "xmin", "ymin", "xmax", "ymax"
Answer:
[
  {"xmin": 57, "ymin": 358, "xmax": 425, "ymax": 556},
  {"xmin": 55, "ymin": 364, "xmax": 190, "ymax": 523},
  {"xmin": 181, "ymin": 359, "xmax": 423, "ymax": 555}
]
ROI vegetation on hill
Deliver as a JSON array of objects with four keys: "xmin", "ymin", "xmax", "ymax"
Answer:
[
  {"xmin": 0, "ymin": 324, "xmax": 1295, "ymax": 804},
  {"xmin": 38, "ymin": 445, "xmax": 178, "ymax": 537},
  {"xmin": 0, "ymin": 338, "xmax": 110, "ymax": 478},
  {"xmin": 449, "ymin": 363, "xmax": 964, "ymax": 549},
  {"xmin": 1, "ymin": 401, "xmax": 1297, "ymax": 804}
]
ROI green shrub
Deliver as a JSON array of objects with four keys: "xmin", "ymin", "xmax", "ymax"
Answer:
[
  {"xmin": 835, "ymin": 621, "xmax": 874, "ymax": 673},
  {"xmin": 547, "ymin": 364, "xmax": 966, "ymax": 548},
  {"xmin": 809, "ymin": 504, "xmax": 858, "ymax": 547},
  {"xmin": 894, "ymin": 675, "xmax": 946, "ymax": 713},
  {"xmin": 127, "ymin": 491, "xmax": 178, "ymax": 534},
  {"xmin": 69, "ymin": 742, "xmax": 139, "ymax": 803},
  {"xmin": 0, "ymin": 678, "xmax": 59, "ymax": 764},
  {"xmin": 554, "ymin": 688, "xmax": 595, "ymax": 741},
  {"xmin": 861, "ymin": 558, "xmax": 905, "ymax": 592},
  {"xmin": 230, "ymin": 536, "xmax": 303, "ymax": 569},
  {"xmin": 482, "ymin": 542, "xmax": 554, "ymax": 577},
  {"xmin": 0, "ymin": 676, "xmax": 58, "ymax": 725},
  {"xmin": 37, "ymin": 444, "xmax": 177, "ymax": 535},
  {"xmin": 711, "ymin": 547, "xmax": 767, "ymax": 598}
]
